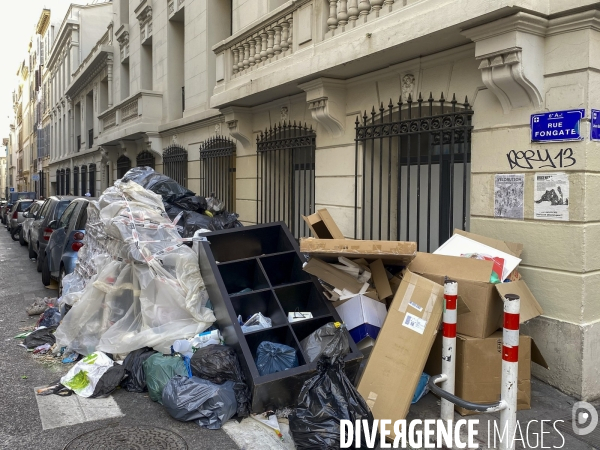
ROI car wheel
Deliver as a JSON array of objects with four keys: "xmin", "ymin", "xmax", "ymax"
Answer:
[
  {"xmin": 28, "ymin": 238, "xmax": 36, "ymax": 259},
  {"xmin": 19, "ymin": 228, "xmax": 26, "ymax": 246},
  {"xmin": 58, "ymin": 266, "xmax": 66, "ymax": 298},
  {"xmin": 36, "ymin": 249, "xmax": 43, "ymax": 272},
  {"xmin": 41, "ymin": 253, "xmax": 51, "ymax": 286},
  {"xmin": 11, "ymin": 226, "xmax": 20, "ymax": 241}
]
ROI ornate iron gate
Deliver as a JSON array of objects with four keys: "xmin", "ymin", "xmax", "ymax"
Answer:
[
  {"xmin": 200, "ymin": 136, "xmax": 236, "ymax": 210},
  {"xmin": 117, "ymin": 155, "xmax": 132, "ymax": 179},
  {"xmin": 163, "ymin": 145, "xmax": 188, "ymax": 187},
  {"xmin": 257, "ymin": 122, "xmax": 315, "ymax": 239},
  {"xmin": 59, "ymin": 169, "xmax": 65, "ymax": 195},
  {"xmin": 89, "ymin": 164, "xmax": 96, "ymax": 197},
  {"xmin": 74, "ymin": 167, "xmax": 79, "ymax": 196},
  {"xmin": 136, "ymin": 150, "xmax": 155, "ymax": 169},
  {"xmin": 355, "ymin": 93, "xmax": 473, "ymax": 251}
]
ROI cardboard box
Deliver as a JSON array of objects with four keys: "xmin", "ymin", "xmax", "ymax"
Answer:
[
  {"xmin": 408, "ymin": 252, "xmax": 543, "ymax": 338},
  {"xmin": 358, "ymin": 270, "xmax": 444, "ymax": 439},
  {"xmin": 302, "ymin": 209, "xmax": 345, "ymax": 239},
  {"xmin": 369, "ymin": 259, "xmax": 393, "ymax": 300},
  {"xmin": 300, "ymin": 238, "xmax": 417, "ymax": 265},
  {"xmin": 335, "ymin": 294, "xmax": 388, "ymax": 356},
  {"xmin": 425, "ymin": 332, "xmax": 548, "ymax": 415}
]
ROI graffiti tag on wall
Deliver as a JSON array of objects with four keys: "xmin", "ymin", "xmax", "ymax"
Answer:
[{"xmin": 506, "ymin": 148, "xmax": 576, "ymax": 170}]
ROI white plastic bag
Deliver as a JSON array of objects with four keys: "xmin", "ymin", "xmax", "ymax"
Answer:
[{"xmin": 60, "ymin": 351, "xmax": 114, "ymax": 397}]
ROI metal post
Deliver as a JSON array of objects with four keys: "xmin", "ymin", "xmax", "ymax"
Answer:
[
  {"xmin": 441, "ymin": 279, "xmax": 458, "ymax": 421},
  {"xmin": 500, "ymin": 294, "xmax": 520, "ymax": 450}
]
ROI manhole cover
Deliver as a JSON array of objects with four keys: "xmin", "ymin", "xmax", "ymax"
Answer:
[{"xmin": 64, "ymin": 425, "xmax": 188, "ymax": 450}]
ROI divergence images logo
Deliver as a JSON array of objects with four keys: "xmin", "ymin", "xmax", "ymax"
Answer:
[{"xmin": 572, "ymin": 402, "xmax": 598, "ymax": 436}]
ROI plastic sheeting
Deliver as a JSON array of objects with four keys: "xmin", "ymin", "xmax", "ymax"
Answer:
[
  {"xmin": 162, "ymin": 376, "xmax": 237, "ymax": 429},
  {"xmin": 55, "ymin": 176, "xmax": 215, "ymax": 355}
]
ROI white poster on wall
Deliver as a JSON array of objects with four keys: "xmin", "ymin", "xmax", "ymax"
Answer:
[
  {"xmin": 534, "ymin": 172, "xmax": 569, "ymax": 221},
  {"xmin": 494, "ymin": 174, "xmax": 524, "ymax": 219}
]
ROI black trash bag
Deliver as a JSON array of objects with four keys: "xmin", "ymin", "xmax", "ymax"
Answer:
[
  {"xmin": 208, "ymin": 211, "xmax": 243, "ymax": 231},
  {"xmin": 255, "ymin": 341, "xmax": 299, "ymax": 376},
  {"xmin": 24, "ymin": 325, "xmax": 58, "ymax": 349},
  {"xmin": 190, "ymin": 345, "xmax": 251, "ymax": 418},
  {"xmin": 121, "ymin": 166, "xmax": 156, "ymax": 185},
  {"xmin": 300, "ymin": 322, "xmax": 350, "ymax": 363},
  {"xmin": 120, "ymin": 347, "xmax": 157, "ymax": 393},
  {"xmin": 143, "ymin": 173, "xmax": 195, "ymax": 203},
  {"xmin": 164, "ymin": 202, "xmax": 186, "ymax": 221},
  {"xmin": 288, "ymin": 357, "xmax": 374, "ymax": 449},
  {"xmin": 90, "ymin": 364, "xmax": 126, "ymax": 398},
  {"xmin": 182, "ymin": 211, "xmax": 213, "ymax": 238},
  {"xmin": 173, "ymin": 196, "xmax": 207, "ymax": 213},
  {"xmin": 162, "ymin": 375, "xmax": 237, "ymax": 430}
]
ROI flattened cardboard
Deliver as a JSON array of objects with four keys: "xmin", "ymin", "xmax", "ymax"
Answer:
[
  {"xmin": 302, "ymin": 257, "xmax": 365, "ymax": 294},
  {"xmin": 357, "ymin": 270, "xmax": 444, "ymax": 438},
  {"xmin": 370, "ymin": 259, "xmax": 393, "ymax": 300},
  {"xmin": 495, "ymin": 280, "xmax": 543, "ymax": 325},
  {"xmin": 302, "ymin": 209, "xmax": 345, "ymax": 239},
  {"xmin": 300, "ymin": 238, "xmax": 417, "ymax": 265},
  {"xmin": 425, "ymin": 332, "xmax": 547, "ymax": 415},
  {"xmin": 408, "ymin": 253, "xmax": 542, "ymax": 338}
]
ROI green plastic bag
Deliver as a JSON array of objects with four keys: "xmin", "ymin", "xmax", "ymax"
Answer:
[{"xmin": 143, "ymin": 353, "xmax": 188, "ymax": 403}]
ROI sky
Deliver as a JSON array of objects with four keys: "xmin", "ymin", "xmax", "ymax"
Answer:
[{"xmin": 0, "ymin": 1, "xmax": 74, "ymax": 139}]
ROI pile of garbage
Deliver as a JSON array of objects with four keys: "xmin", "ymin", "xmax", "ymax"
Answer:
[
  {"xmin": 55, "ymin": 176, "xmax": 216, "ymax": 355},
  {"xmin": 122, "ymin": 167, "xmax": 242, "ymax": 237}
]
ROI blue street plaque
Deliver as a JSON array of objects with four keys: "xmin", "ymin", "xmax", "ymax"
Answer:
[
  {"xmin": 530, "ymin": 109, "xmax": 585, "ymax": 143},
  {"xmin": 591, "ymin": 109, "xmax": 600, "ymax": 141}
]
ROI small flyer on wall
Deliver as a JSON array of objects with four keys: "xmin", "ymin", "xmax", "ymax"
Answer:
[
  {"xmin": 494, "ymin": 174, "xmax": 524, "ymax": 219},
  {"xmin": 534, "ymin": 172, "xmax": 569, "ymax": 221}
]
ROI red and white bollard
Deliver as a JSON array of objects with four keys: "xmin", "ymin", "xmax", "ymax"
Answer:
[
  {"xmin": 500, "ymin": 293, "xmax": 520, "ymax": 450},
  {"xmin": 441, "ymin": 279, "xmax": 458, "ymax": 421}
]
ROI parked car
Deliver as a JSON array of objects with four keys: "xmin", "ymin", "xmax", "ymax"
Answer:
[
  {"xmin": 42, "ymin": 198, "xmax": 94, "ymax": 292},
  {"xmin": 19, "ymin": 200, "xmax": 44, "ymax": 246},
  {"xmin": 28, "ymin": 196, "xmax": 77, "ymax": 273},
  {"xmin": 2, "ymin": 202, "xmax": 13, "ymax": 225},
  {"xmin": 0, "ymin": 201, "xmax": 6, "ymax": 224},
  {"xmin": 7, "ymin": 199, "xmax": 34, "ymax": 235}
]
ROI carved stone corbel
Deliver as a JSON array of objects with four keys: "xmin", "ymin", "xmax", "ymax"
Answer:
[
  {"xmin": 462, "ymin": 12, "xmax": 548, "ymax": 113},
  {"xmin": 221, "ymin": 106, "xmax": 253, "ymax": 152},
  {"xmin": 299, "ymin": 78, "xmax": 346, "ymax": 138}
]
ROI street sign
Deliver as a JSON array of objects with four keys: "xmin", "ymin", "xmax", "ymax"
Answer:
[
  {"xmin": 591, "ymin": 109, "xmax": 600, "ymax": 141},
  {"xmin": 530, "ymin": 109, "xmax": 585, "ymax": 143},
  {"xmin": 9, "ymin": 187, "xmax": 14, "ymax": 192},
  {"xmin": 32, "ymin": 174, "xmax": 40, "ymax": 181}
]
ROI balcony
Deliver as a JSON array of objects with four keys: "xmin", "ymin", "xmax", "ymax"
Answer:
[
  {"xmin": 97, "ymin": 90, "xmax": 164, "ymax": 145},
  {"xmin": 210, "ymin": 0, "xmax": 525, "ymax": 109}
]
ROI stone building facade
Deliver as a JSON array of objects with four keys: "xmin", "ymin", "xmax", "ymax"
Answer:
[
  {"xmin": 207, "ymin": 0, "xmax": 600, "ymax": 401},
  {"xmin": 30, "ymin": 0, "xmax": 599, "ymax": 401}
]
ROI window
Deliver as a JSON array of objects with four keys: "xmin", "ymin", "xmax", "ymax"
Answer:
[
  {"xmin": 89, "ymin": 164, "xmax": 96, "ymax": 196},
  {"xmin": 54, "ymin": 201, "xmax": 70, "ymax": 221},
  {"xmin": 163, "ymin": 145, "xmax": 188, "ymax": 186},
  {"xmin": 141, "ymin": 41, "xmax": 153, "ymax": 90},
  {"xmin": 117, "ymin": 155, "xmax": 132, "ymax": 178},
  {"xmin": 200, "ymin": 136, "xmax": 236, "ymax": 210},
  {"xmin": 256, "ymin": 122, "xmax": 316, "ymax": 239},
  {"xmin": 74, "ymin": 167, "xmax": 79, "ymax": 196},
  {"xmin": 75, "ymin": 203, "xmax": 88, "ymax": 230},
  {"xmin": 355, "ymin": 94, "xmax": 473, "ymax": 251},
  {"xmin": 58, "ymin": 201, "xmax": 77, "ymax": 228},
  {"xmin": 65, "ymin": 168, "xmax": 71, "ymax": 194},
  {"xmin": 38, "ymin": 199, "xmax": 51, "ymax": 220},
  {"xmin": 81, "ymin": 166, "xmax": 87, "ymax": 195},
  {"xmin": 167, "ymin": 9, "xmax": 185, "ymax": 120},
  {"xmin": 136, "ymin": 151, "xmax": 155, "ymax": 169}
]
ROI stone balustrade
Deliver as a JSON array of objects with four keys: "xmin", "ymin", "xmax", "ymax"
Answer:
[
  {"xmin": 325, "ymin": 0, "xmax": 397, "ymax": 38},
  {"xmin": 230, "ymin": 13, "xmax": 294, "ymax": 78}
]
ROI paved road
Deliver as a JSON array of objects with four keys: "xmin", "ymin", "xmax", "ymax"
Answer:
[{"xmin": 0, "ymin": 226, "xmax": 239, "ymax": 450}]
